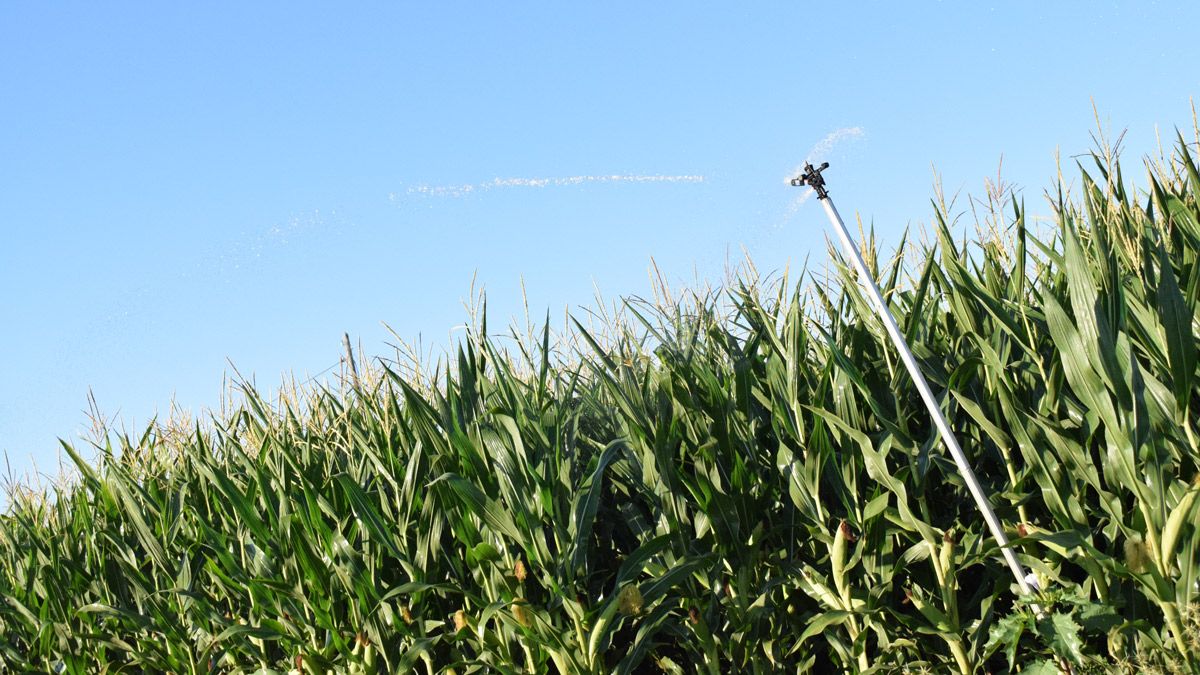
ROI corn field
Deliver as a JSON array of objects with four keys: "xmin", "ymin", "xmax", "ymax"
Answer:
[{"xmin": 2, "ymin": 133, "xmax": 1200, "ymax": 673}]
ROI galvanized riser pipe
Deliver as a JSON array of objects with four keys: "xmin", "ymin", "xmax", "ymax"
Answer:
[{"xmin": 793, "ymin": 162, "xmax": 1034, "ymax": 598}]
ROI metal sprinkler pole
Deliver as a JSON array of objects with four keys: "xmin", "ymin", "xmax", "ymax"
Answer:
[{"xmin": 792, "ymin": 162, "xmax": 1034, "ymax": 597}]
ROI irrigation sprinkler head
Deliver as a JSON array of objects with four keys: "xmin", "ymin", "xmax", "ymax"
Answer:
[
  {"xmin": 802, "ymin": 163, "xmax": 1038, "ymax": 602},
  {"xmin": 790, "ymin": 162, "xmax": 831, "ymax": 199}
]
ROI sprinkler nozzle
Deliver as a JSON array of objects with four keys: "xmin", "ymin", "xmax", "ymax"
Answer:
[{"xmin": 791, "ymin": 162, "xmax": 831, "ymax": 199}]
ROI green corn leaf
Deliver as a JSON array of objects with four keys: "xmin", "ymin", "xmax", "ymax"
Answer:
[
  {"xmin": 334, "ymin": 473, "xmax": 405, "ymax": 562},
  {"xmin": 430, "ymin": 473, "xmax": 527, "ymax": 546},
  {"xmin": 1156, "ymin": 244, "xmax": 1197, "ymax": 412}
]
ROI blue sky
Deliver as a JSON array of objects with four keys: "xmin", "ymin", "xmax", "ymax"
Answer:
[{"xmin": 2, "ymin": 2, "xmax": 1198, "ymax": 487}]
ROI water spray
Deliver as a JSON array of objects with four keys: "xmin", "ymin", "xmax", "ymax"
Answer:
[
  {"xmin": 792, "ymin": 162, "xmax": 1037, "ymax": 599},
  {"xmin": 405, "ymin": 174, "xmax": 704, "ymax": 199}
]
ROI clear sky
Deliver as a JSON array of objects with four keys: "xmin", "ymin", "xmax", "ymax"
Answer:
[{"xmin": 2, "ymin": 2, "xmax": 1198, "ymax": 488}]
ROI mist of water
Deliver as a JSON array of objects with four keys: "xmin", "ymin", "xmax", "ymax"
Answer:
[{"xmin": 398, "ymin": 174, "xmax": 705, "ymax": 199}]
